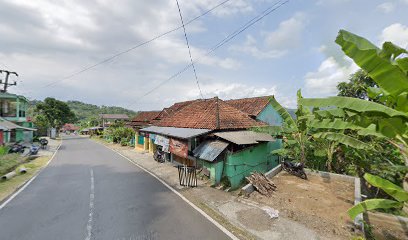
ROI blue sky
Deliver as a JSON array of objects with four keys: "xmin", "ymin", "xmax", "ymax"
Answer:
[{"xmin": 0, "ymin": 0, "xmax": 407, "ymax": 110}]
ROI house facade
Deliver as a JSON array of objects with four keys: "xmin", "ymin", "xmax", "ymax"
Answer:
[
  {"xmin": 128, "ymin": 111, "xmax": 161, "ymax": 150},
  {"xmin": 0, "ymin": 92, "xmax": 35, "ymax": 143},
  {"xmin": 138, "ymin": 96, "xmax": 284, "ymax": 189}
]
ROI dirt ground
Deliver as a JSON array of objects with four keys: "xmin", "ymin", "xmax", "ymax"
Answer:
[{"xmin": 248, "ymin": 171, "xmax": 357, "ymax": 240}]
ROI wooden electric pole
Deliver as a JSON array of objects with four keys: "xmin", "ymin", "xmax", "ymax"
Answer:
[{"xmin": 0, "ymin": 70, "xmax": 18, "ymax": 93}]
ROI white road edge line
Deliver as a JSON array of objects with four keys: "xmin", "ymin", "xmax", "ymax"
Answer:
[
  {"xmin": 96, "ymin": 141, "xmax": 240, "ymax": 240},
  {"xmin": 0, "ymin": 142, "xmax": 62, "ymax": 211},
  {"xmin": 85, "ymin": 168, "xmax": 95, "ymax": 240}
]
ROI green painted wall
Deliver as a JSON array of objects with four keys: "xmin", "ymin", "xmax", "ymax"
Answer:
[
  {"xmin": 137, "ymin": 135, "xmax": 144, "ymax": 145},
  {"xmin": 200, "ymin": 160, "xmax": 224, "ymax": 185},
  {"xmin": 257, "ymin": 104, "xmax": 283, "ymax": 126},
  {"xmin": 223, "ymin": 141, "xmax": 282, "ymax": 189},
  {"xmin": 16, "ymin": 129, "xmax": 24, "ymax": 142}
]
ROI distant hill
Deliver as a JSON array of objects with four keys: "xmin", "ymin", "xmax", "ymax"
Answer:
[{"xmin": 28, "ymin": 99, "xmax": 137, "ymax": 122}]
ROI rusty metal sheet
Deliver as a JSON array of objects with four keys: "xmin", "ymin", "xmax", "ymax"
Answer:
[
  {"xmin": 214, "ymin": 131, "xmax": 275, "ymax": 145},
  {"xmin": 193, "ymin": 140, "xmax": 229, "ymax": 162}
]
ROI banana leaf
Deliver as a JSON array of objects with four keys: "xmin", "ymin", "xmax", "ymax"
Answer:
[
  {"xmin": 397, "ymin": 58, "xmax": 408, "ymax": 74},
  {"xmin": 268, "ymin": 96, "xmax": 297, "ymax": 131},
  {"xmin": 364, "ymin": 173, "xmax": 408, "ymax": 202},
  {"xmin": 378, "ymin": 117, "xmax": 408, "ymax": 138},
  {"xmin": 309, "ymin": 119, "xmax": 363, "ymax": 130},
  {"xmin": 348, "ymin": 199, "xmax": 403, "ymax": 220},
  {"xmin": 315, "ymin": 108, "xmax": 345, "ymax": 118},
  {"xmin": 313, "ymin": 132, "xmax": 370, "ymax": 149},
  {"xmin": 299, "ymin": 97, "xmax": 408, "ymax": 119},
  {"xmin": 335, "ymin": 30, "xmax": 408, "ymax": 96},
  {"xmin": 357, "ymin": 124, "xmax": 387, "ymax": 138}
]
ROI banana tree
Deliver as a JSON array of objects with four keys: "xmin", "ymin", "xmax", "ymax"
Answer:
[
  {"xmin": 348, "ymin": 173, "xmax": 408, "ymax": 220},
  {"xmin": 299, "ymin": 30, "xmax": 408, "ymax": 189},
  {"xmin": 253, "ymin": 91, "xmax": 311, "ymax": 163}
]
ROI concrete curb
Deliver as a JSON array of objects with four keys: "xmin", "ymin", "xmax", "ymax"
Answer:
[
  {"xmin": 241, "ymin": 164, "xmax": 282, "ymax": 194},
  {"xmin": 304, "ymin": 168, "xmax": 355, "ymax": 183}
]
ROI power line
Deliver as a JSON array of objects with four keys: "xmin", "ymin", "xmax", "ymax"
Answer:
[
  {"xmin": 175, "ymin": 0, "xmax": 204, "ymax": 99},
  {"xmin": 126, "ymin": 0, "xmax": 289, "ymax": 108},
  {"xmin": 33, "ymin": 0, "xmax": 232, "ymax": 90}
]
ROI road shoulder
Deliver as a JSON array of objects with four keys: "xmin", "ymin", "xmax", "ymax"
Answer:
[{"xmin": 0, "ymin": 138, "xmax": 61, "ymax": 208}]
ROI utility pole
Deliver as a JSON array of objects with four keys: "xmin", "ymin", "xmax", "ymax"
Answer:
[{"xmin": 0, "ymin": 70, "xmax": 18, "ymax": 93}]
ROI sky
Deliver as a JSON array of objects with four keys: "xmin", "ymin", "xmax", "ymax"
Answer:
[{"xmin": 0, "ymin": 0, "xmax": 407, "ymax": 111}]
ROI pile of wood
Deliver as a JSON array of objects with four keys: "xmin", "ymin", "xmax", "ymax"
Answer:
[{"xmin": 246, "ymin": 172, "xmax": 277, "ymax": 197}]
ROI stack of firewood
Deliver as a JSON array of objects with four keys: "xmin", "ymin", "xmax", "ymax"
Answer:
[{"xmin": 246, "ymin": 172, "xmax": 277, "ymax": 197}]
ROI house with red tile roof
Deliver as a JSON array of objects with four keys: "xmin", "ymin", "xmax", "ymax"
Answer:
[
  {"xmin": 137, "ymin": 96, "xmax": 284, "ymax": 188},
  {"xmin": 225, "ymin": 95, "xmax": 284, "ymax": 126},
  {"xmin": 155, "ymin": 97, "xmax": 266, "ymax": 130},
  {"xmin": 128, "ymin": 111, "xmax": 161, "ymax": 129},
  {"xmin": 128, "ymin": 110, "xmax": 162, "ymax": 149}
]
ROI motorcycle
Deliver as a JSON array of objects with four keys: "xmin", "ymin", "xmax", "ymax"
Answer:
[
  {"xmin": 153, "ymin": 147, "xmax": 165, "ymax": 163},
  {"xmin": 39, "ymin": 138, "xmax": 48, "ymax": 149},
  {"xmin": 281, "ymin": 159, "xmax": 307, "ymax": 180},
  {"xmin": 8, "ymin": 143, "xmax": 26, "ymax": 154},
  {"xmin": 27, "ymin": 144, "xmax": 40, "ymax": 156}
]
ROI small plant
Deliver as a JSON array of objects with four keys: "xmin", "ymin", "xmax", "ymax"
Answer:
[{"xmin": 0, "ymin": 146, "xmax": 9, "ymax": 156}]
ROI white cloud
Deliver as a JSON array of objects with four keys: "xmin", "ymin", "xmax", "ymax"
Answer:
[
  {"xmin": 186, "ymin": 82, "xmax": 277, "ymax": 100},
  {"xmin": 304, "ymin": 57, "xmax": 358, "ymax": 97},
  {"xmin": 230, "ymin": 13, "xmax": 307, "ymax": 59},
  {"xmin": 183, "ymin": 0, "xmax": 253, "ymax": 17},
  {"xmin": 229, "ymin": 35, "xmax": 287, "ymax": 59},
  {"xmin": 376, "ymin": 2, "xmax": 395, "ymax": 13},
  {"xmin": 379, "ymin": 23, "xmax": 408, "ymax": 47},
  {"xmin": 264, "ymin": 12, "xmax": 307, "ymax": 50}
]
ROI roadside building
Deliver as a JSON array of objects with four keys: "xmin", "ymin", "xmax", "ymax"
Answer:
[
  {"xmin": 0, "ymin": 92, "xmax": 36, "ymax": 142},
  {"xmin": 99, "ymin": 114, "xmax": 129, "ymax": 128},
  {"xmin": 139, "ymin": 97, "xmax": 283, "ymax": 189},
  {"xmin": 128, "ymin": 111, "xmax": 161, "ymax": 150},
  {"xmin": 61, "ymin": 123, "xmax": 79, "ymax": 134},
  {"xmin": 0, "ymin": 117, "xmax": 37, "ymax": 143},
  {"xmin": 226, "ymin": 95, "xmax": 283, "ymax": 126}
]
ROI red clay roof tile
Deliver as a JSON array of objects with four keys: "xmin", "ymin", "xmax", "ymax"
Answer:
[
  {"xmin": 155, "ymin": 98, "xmax": 266, "ymax": 130},
  {"xmin": 225, "ymin": 95, "xmax": 272, "ymax": 116}
]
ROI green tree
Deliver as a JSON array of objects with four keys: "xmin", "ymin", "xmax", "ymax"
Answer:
[
  {"xmin": 35, "ymin": 98, "xmax": 77, "ymax": 129},
  {"xmin": 337, "ymin": 69, "xmax": 377, "ymax": 100},
  {"xmin": 299, "ymin": 29, "xmax": 408, "ymax": 217}
]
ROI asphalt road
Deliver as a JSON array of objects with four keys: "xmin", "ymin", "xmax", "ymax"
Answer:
[{"xmin": 0, "ymin": 136, "xmax": 231, "ymax": 240}]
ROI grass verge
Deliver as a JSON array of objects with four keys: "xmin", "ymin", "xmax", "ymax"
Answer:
[{"xmin": 0, "ymin": 156, "xmax": 50, "ymax": 203}]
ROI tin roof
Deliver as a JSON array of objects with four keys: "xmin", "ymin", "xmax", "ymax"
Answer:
[
  {"xmin": 214, "ymin": 131, "xmax": 275, "ymax": 145},
  {"xmin": 140, "ymin": 126, "xmax": 211, "ymax": 139},
  {"xmin": 193, "ymin": 140, "xmax": 229, "ymax": 162},
  {"xmin": 0, "ymin": 119, "xmax": 37, "ymax": 131}
]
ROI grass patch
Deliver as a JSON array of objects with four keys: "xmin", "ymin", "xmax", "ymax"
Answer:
[
  {"xmin": 0, "ymin": 156, "xmax": 50, "ymax": 203},
  {"xmin": 0, "ymin": 154, "xmax": 23, "ymax": 175}
]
